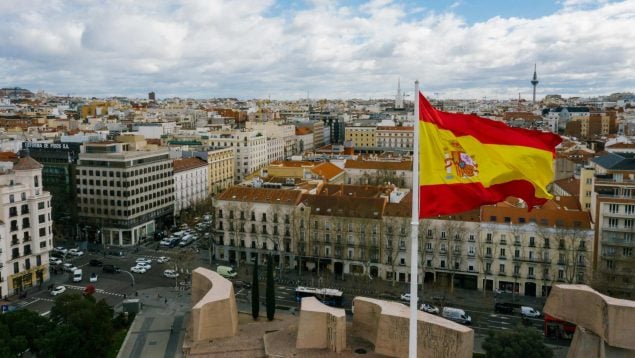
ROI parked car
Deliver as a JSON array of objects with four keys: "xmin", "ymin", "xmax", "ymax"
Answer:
[
  {"xmin": 442, "ymin": 307, "xmax": 472, "ymax": 325},
  {"xmin": 521, "ymin": 306, "xmax": 541, "ymax": 318},
  {"xmin": 49, "ymin": 257, "xmax": 63, "ymax": 265},
  {"xmin": 163, "ymin": 269, "xmax": 179, "ymax": 278},
  {"xmin": 135, "ymin": 258, "xmax": 152, "ymax": 265},
  {"xmin": 89, "ymin": 273, "xmax": 98, "ymax": 283},
  {"xmin": 89, "ymin": 259, "xmax": 103, "ymax": 267},
  {"xmin": 135, "ymin": 263, "xmax": 151, "ymax": 270},
  {"xmin": 102, "ymin": 264, "xmax": 120, "ymax": 274},
  {"xmin": 51, "ymin": 286, "xmax": 66, "ymax": 296},
  {"xmin": 68, "ymin": 249, "xmax": 84, "ymax": 256},
  {"xmin": 494, "ymin": 302, "xmax": 515, "ymax": 314},
  {"xmin": 157, "ymin": 256, "xmax": 170, "ymax": 264},
  {"xmin": 420, "ymin": 303, "xmax": 439, "ymax": 314},
  {"xmin": 131, "ymin": 266, "xmax": 147, "ymax": 274}
]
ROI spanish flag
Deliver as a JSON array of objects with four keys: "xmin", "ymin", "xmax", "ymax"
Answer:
[{"xmin": 418, "ymin": 92, "xmax": 562, "ymax": 218}]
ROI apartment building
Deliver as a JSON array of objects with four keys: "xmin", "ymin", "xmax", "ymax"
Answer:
[
  {"xmin": 295, "ymin": 127, "xmax": 314, "ymax": 152},
  {"xmin": 344, "ymin": 126, "xmax": 376, "ymax": 149},
  {"xmin": 245, "ymin": 122, "xmax": 298, "ymax": 158},
  {"xmin": 296, "ymin": 120, "xmax": 325, "ymax": 149},
  {"xmin": 589, "ymin": 152, "xmax": 635, "ymax": 297},
  {"xmin": 76, "ymin": 137, "xmax": 174, "ymax": 247},
  {"xmin": 0, "ymin": 154, "xmax": 53, "ymax": 298},
  {"xmin": 173, "ymin": 157, "xmax": 208, "ymax": 216},
  {"xmin": 213, "ymin": 183, "xmax": 592, "ymax": 297},
  {"xmin": 183, "ymin": 147, "xmax": 234, "ymax": 195},
  {"xmin": 214, "ymin": 186, "xmax": 303, "ymax": 269},
  {"xmin": 207, "ymin": 129, "xmax": 267, "ymax": 183},
  {"xmin": 344, "ymin": 158, "xmax": 412, "ymax": 188},
  {"xmin": 376, "ymin": 126, "xmax": 414, "ymax": 152}
]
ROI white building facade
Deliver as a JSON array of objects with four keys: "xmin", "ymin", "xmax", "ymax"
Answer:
[
  {"xmin": 0, "ymin": 156, "xmax": 53, "ymax": 298},
  {"xmin": 173, "ymin": 158, "xmax": 209, "ymax": 215}
]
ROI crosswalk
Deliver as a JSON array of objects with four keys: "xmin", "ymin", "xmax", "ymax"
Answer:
[{"xmin": 64, "ymin": 284, "xmax": 126, "ymax": 297}]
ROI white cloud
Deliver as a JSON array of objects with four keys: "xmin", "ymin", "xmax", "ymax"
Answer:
[{"xmin": 0, "ymin": 0, "xmax": 634, "ymax": 99}]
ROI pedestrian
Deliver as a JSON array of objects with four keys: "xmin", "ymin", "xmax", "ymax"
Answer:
[
  {"xmin": 170, "ymin": 323, "xmax": 174, "ymax": 333},
  {"xmin": 164, "ymin": 297, "xmax": 167, "ymax": 304}
]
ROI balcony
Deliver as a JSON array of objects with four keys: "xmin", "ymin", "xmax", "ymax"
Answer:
[
  {"xmin": 514, "ymin": 241, "xmax": 521, "ymax": 247},
  {"xmin": 527, "ymin": 274, "xmax": 536, "ymax": 280},
  {"xmin": 11, "ymin": 239, "xmax": 19, "ymax": 246},
  {"xmin": 500, "ymin": 240, "xmax": 507, "ymax": 245},
  {"xmin": 498, "ymin": 272, "xmax": 506, "ymax": 276},
  {"xmin": 399, "ymin": 245, "xmax": 407, "ymax": 251}
]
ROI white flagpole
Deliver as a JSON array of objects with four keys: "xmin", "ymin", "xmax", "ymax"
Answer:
[{"xmin": 408, "ymin": 80, "xmax": 420, "ymax": 358}]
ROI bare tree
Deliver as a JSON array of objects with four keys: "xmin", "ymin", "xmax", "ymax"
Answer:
[
  {"xmin": 472, "ymin": 225, "xmax": 495, "ymax": 297},
  {"xmin": 441, "ymin": 220, "xmax": 466, "ymax": 294}
]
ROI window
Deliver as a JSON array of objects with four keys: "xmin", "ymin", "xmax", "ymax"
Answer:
[
  {"xmin": 624, "ymin": 248, "xmax": 633, "ymax": 257},
  {"xmin": 528, "ymin": 267, "xmax": 534, "ymax": 277},
  {"xmin": 608, "ymin": 218, "xmax": 618, "ymax": 228},
  {"xmin": 609, "ymin": 204, "xmax": 619, "ymax": 213},
  {"xmin": 558, "ymin": 269, "xmax": 564, "ymax": 280},
  {"xmin": 606, "ymin": 260, "xmax": 614, "ymax": 269},
  {"xmin": 499, "ymin": 264, "xmax": 505, "ymax": 273},
  {"xmin": 499, "ymin": 248, "xmax": 506, "ymax": 257}
]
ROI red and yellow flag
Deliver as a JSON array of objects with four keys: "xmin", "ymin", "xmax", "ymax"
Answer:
[{"xmin": 418, "ymin": 92, "xmax": 562, "ymax": 218}]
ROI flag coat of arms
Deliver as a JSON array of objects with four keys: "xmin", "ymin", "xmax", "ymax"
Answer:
[{"xmin": 418, "ymin": 92, "xmax": 562, "ymax": 218}]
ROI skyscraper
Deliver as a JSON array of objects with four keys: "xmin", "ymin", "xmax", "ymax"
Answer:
[{"xmin": 531, "ymin": 64, "xmax": 539, "ymax": 104}]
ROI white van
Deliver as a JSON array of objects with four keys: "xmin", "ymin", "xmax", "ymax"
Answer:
[
  {"xmin": 72, "ymin": 269, "xmax": 83, "ymax": 283},
  {"xmin": 216, "ymin": 265, "xmax": 237, "ymax": 278},
  {"xmin": 442, "ymin": 307, "xmax": 472, "ymax": 325},
  {"xmin": 521, "ymin": 306, "xmax": 541, "ymax": 318}
]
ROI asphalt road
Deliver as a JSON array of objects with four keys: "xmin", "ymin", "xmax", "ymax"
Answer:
[{"xmin": 15, "ymin": 243, "xmax": 560, "ymax": 350}]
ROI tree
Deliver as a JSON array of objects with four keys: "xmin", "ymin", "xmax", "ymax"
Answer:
[
  {"xmin": 43, "ymin": 293, "xmax": 115, "ymax": 358},
  {"xmin": 482, "ymin": 324, "xmax": 553, "ymax": 358},
  {"xmin": 0, "ymin": 309, "xmax": 51, "ymax": 357},
  {"xmin": 266, "ymin": 254, "xmax": 276, "ymax": 321},
  {"xmin": 252, "ymin": 255, "xmax": 260, "ymax": 320},
  {"xmin": 441, "ymin": 220, "xmax": 465, "ymax": 294}
]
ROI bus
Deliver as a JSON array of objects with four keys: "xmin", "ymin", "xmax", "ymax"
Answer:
[
  {"xmin": 295, "ymin": 286, "xmax": 344, "ymax": 307},
  {"xmin": 544, "ymin": 313, "xmax": 576, "ymax": 340}
]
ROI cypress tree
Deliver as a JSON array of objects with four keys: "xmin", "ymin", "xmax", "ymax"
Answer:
[
  {"xmin": 251, "ymin": 255, "xmax": 260, "ymax": 320},
  {"xmin": 266, "ymin": 254, "xmax": 276, "ymax": 321}
]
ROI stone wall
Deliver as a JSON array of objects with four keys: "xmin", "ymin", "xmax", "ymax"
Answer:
[
  {"xmin": 352, "ymin": 297, "xmax": 473, "ymax": 358},
  {"xmin": 295, "ymin": 297, "xmax": 346, "ymax": 352},
  {"xmin": 189, "ymin": 267, "xmax": 239, "ymax": 341}
]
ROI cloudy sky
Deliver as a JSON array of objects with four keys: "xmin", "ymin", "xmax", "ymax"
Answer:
[{"xmin": 1, "ymin": 0, "xmax": 634, "ymax": 100}]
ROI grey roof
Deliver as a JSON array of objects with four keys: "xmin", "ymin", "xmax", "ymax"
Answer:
[{"xmin": 592, "ymin": 152, "xmax": 635, "ymax": 171}]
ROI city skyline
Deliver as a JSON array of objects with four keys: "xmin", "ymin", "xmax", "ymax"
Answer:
[{"xmin": 1, "ymin": 0, "xmax": 634, "ymax": 100}]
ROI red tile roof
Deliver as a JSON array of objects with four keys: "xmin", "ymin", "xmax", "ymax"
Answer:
[
  {"xmin": 312, "ymin": 162, "xmax": 344, "ymax": 181},
  {"xmin": 217, "ymin": 186, "xmax": 303, "ymax": 205},
  {"xmin": 173, "ymin": 157, "xmax": 207, "ymax": 173},
  {"xmin": 344, "ymin": 159, "xmax": 412, "ymax": 171}
]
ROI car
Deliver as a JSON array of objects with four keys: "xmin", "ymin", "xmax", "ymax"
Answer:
[
  {"xmin": 51, "ymin": 286, "xmax": 66, "ymax": 296},
  {"xmin": 62, "ymin": 263, "xmax": 77, "ymax": 272},
  {"xmin": 83, "ymin": 284, "xmax": 96, "ymax": 296},
  {"xmin": 157, "ymin": 256, "xmax": 170, "ymax": 264},
  {"xmin": 131, "ymin": 266, "xmax": 147, "ymax": 274},
  {"xmin": 400, "ymin": 293, "xmax": 420, "ymax": 303},
  {"xmin": 521, "ymin": 306, "xmax": 541, "ymax": 318},
  {"xmin": 68, "ymin": 249, "xmax": 84, "ymax": 256},
  {"xmin": 163, "ymin": 269, "xmax": 179, "ymax": 278},
  {"xmin": 49, "ymin": 257, "xmax": 63, "ymax": 265},
  {"xmin": 135, "ymin": 263, "xmax": 151, "ymax": 270},
  {"xmin": 420, "ymin": 303, "xmax": 440, "ymax": 314},
  {"xmin": 54, "ymin": 247, "xmax": 68, "ymax": 255},
  {"xmin": 232, "ymin": 280, "xmax": 251, "ymax": 290},
  {"xmin": 135, "ymin": 257, "xmax": 152, "ymax": 264},
  {"xmin": 89, "ymin": 273, "xmax": 98, "ymax": 283},
  {"xmin": 89, "ymin": 259, "xmax": 103, "ymax": 267},
  {"xmin": 102, "ymin": 264, "xmax": 120, "ymax": 274},
  {"xmin": 494, "ymin": 302, "xmax": 515, "ymax": 314}
]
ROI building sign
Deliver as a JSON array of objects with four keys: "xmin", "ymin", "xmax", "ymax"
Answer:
[{"xmin": 23, "ymin": 142, "xmax": 70, "ymax": 150}]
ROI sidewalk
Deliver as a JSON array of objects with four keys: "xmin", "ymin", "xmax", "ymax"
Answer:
[{"xmin": 116, "ymin": 286, "xmax": 191, "ymax": 358}]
